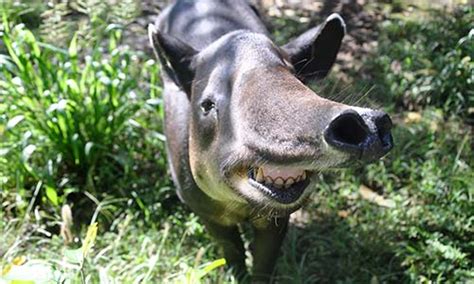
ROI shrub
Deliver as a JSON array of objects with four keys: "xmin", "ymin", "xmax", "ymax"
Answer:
[
  {"xmin": 368, "ymin": 6, "xmax": 473, "ymax": 117},
  {"xmin": 0, "ymin": 20, "xmax": 166, "ymax": 216}
]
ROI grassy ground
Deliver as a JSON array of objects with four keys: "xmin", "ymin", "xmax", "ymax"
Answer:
[{"xmin": 1, "ymin": 1, "xmax": 473, "ymax": 283}]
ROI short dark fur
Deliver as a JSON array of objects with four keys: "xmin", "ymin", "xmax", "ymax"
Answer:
[{"xmin": 149, "ymin": 0, "xmax": 393, "ymax": 282}]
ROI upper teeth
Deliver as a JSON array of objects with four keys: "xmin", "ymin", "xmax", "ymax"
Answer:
[{"xmin": 253, "ymin": 167, "xmax": 307, "ymax": 189}]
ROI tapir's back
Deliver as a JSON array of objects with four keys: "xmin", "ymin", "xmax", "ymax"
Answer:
[{"xmin": 156, "ymin": 0, "xmax": 268, "ymax": 50}]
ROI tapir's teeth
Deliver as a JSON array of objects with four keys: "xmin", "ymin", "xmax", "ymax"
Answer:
[
  {"xmin": 264, "ymin": 176, "xmax": 273, "ymax": 185},
  {"xmin": 274, "ymin": 177, "xmax": 284, "ymax": 189},
  {"xmin": 251, "ymin": 167, "xmax": 309, "ymax": 188},
  {"xmin": 285, "ymin": 177, "xmax": 295, "ymax": 189},
  {"xmin": 256, "ymin": 167, "xmax": 264, "ymax": 182}
]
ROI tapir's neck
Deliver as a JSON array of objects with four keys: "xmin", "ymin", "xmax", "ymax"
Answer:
[{"xmin": 158, "ymin": 0, "xmax": 268, "ymax": 50}]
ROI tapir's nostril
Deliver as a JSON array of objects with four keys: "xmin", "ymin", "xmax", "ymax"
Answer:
[
  {"xmin": 324, "ymin": 111, "xmax": 369, "ymax": 151},
  {"xmin": 374, "ymin": 113, "xmax": 393, "ymax": 148},
  {"xmin": 325, "ymin": 110, "xmax": 394, "ymax": 161}
]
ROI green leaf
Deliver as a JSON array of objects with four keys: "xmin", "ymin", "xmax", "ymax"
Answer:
[
  {"xmin": 85, "ymin": 142, "xmax": 94, "ymax": 157},
  {"xmin": 6, "ymin": 115, "xmax": 24, "ymax": 129},
  {"xmin": 146, "ymin": 98, "xmax": 162, "ymax": 106},
  {"xmin": 201, "ymin": 258, "xmax": 226, "ymax": 276},
  {"xmin": 66, "ymin": 79, "xmax": 80, "ymax": 94},
  {"xmin": 45, "ymin": 186, "xmax": 59, "ymax": 206},
  {"xmin": 23, "ymin": 29, "xmax": 40, "ymax": 58},
  {"xmin": 68, "ymin": 33, "xmax": 78, "ymax": 59},
  {"xmin": 82, "ymin": 223, "xmax": 98, "ymax": 258},
  {"xmin": 64, "ymin": 248, "xmax": 83, "ymax": 265},
  {"xmin": 3, "ymin": 33, "xmax": 24, "ymax": 73},
  {"xmin": 21, "ymin": 145, "xmax": 36, "ymax": 161},
  {"xmin": 11, "ymin": 280, "xmax": 35, "ymax": 284},
  {"xmin": 0, "ymin": 54, "xmax": 15, "ymax": 71}
]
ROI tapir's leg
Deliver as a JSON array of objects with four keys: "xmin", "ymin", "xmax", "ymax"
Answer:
[
  {"xmin": 201, "ymin": 219, "xmax": 248, "ymax": 281},
  {"xmin": 251, "ymin": 216, "xmax": 289, "ymax": 283}
]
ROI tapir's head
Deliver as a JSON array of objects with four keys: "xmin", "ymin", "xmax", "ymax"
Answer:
[{"xmin": 149, "ymin": 14, "xmax": 393, "ymax": 215}]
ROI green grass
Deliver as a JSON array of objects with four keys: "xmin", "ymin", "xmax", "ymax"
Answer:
[
  {"xmin": 275, "ymin": 109, "xmax": 473, "ymax": 282},
  {"xmin": 1, "ymin": 2, "xmax": 473, "ymax": 283}
]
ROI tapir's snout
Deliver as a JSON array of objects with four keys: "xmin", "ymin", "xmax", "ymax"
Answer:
[{"xmin": 324, "ymin": 109, "xmax": 393, "ymax": 162}]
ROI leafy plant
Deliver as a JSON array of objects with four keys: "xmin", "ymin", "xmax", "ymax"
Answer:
[
  {"xmin": 367, "ymin": 6, "xmax": 473, "ymax": 117},
  {"xmin": 0, "ymin": 18, "xmax": 165, "ymax": 217}
]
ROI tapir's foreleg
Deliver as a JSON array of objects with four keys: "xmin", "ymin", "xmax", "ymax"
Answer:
[
  {"xmin": 251, "ymin": 216, "xmax": 289, "ymax": 283},
  {"xmin": 201, "ymin": 219, "xmax": 249, "ymax": 281}
]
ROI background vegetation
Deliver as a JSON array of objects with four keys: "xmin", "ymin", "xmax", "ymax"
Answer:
[{"xmin": 1, "ymin": 0, "xmax": 472, "ymax": 283}]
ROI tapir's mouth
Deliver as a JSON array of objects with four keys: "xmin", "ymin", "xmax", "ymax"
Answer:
[{"xmin": 247, "ymin": 166, "xmax": 311, "ymax": 204}]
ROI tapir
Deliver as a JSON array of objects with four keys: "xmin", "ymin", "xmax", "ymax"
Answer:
[{"xmin": 148, "ymin": 0, "xmax": 393, "ymax": 282}]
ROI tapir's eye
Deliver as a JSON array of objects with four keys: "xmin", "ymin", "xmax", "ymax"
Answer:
[{"xmin": 200, "ymin": 99, "xmax": 215, "ymax": 115}]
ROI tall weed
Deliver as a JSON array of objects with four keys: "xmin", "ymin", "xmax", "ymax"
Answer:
[{"xmin": 0, "ymin": 19, "xmax": 164, "ymax": 216}]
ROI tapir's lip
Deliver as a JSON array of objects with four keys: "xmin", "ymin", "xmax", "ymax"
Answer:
[{"xmin": 247, "ymin": 167, "xmax": 311, "ymax": 204}]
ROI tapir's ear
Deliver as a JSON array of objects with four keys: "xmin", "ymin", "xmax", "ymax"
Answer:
[
  {"xmin": 148, "ymin": 24, "xmax": 197, "ymax": 94},
  {"xmin": 282, "ymin": 13, "xmax": 345, "ymax": 81}
]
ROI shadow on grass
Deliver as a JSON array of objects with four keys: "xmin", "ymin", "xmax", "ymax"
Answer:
[{"xmin": 278, "ymin": 212, "xmax": 406, "ymax": 283}]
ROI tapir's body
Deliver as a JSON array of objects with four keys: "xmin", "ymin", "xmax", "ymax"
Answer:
[{"xmin": 149, "ymin": 0, "xmax": 393, "ymax": 281}]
